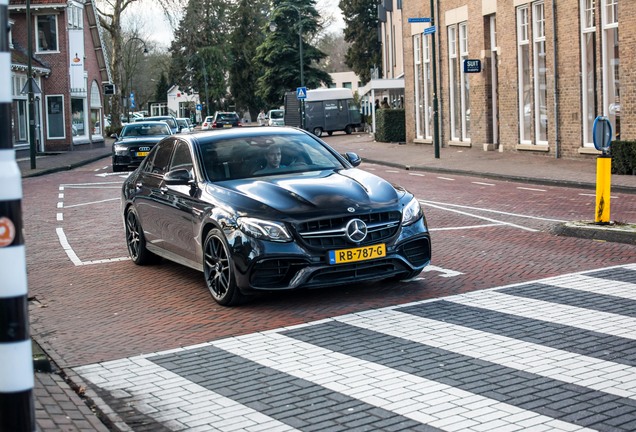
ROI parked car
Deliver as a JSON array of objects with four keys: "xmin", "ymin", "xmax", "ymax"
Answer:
[
  {"xmin": 267, "ymin": 109, "xmax": 285, "ymax": 126},
  {"xmin": 136, "ymin": 115, "xmax": 180, "ymax": 134},
  {"xmin": 201, "ymin": 116, "xmax": 214, "ymax": 131},
  {"xmin": 121, "ymin": 127, "xmax": 431, "ymax": 306},
  {"xmin": 210, "ymin": 111, "xmax": 242, "ymax": 128},
  {"xmin": 111, "ymin": 121, "xmax": 173, "ymax": 172},
  {"xmin": 176, "ymin": 118, "xmax": 193, "ymax": 133}
]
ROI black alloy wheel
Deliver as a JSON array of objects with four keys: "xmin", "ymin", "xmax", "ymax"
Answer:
[
  {"xmin": 204, "ymin": 229, "xmax": 243, "ymax": 306},
  {"xmin": 125, "ymin": 209, "xmax": 158, "ymax": 265}
]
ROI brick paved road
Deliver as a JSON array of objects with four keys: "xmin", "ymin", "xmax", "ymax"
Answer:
[{"xmin": 74, "ymin": 264, "xmax": 636, "ymax": 431}]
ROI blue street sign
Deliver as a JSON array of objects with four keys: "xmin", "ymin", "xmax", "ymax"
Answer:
[
  {"xmin": 296, "ymin": 87, "xmax": 307, "ymax": 99},
  {"xmin": 592, "ymin": 116, "xmax": 612, "ymax": 153},
  {"xmin": 408, "ymin": 17, "xmax": 431, "ymax": 23},
  {"xmin": 424, "ymin": 26, "xmax": 436, "ymax": 35},
  {"xmin": 129, "ymin": 92, "xmax": 135, "ymax": 109},
  {"xmin": 196, "ymin": 104, "xmax": 202, "ymax": 111}
]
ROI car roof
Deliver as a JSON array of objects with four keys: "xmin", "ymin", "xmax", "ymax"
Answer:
[
  {"xmin": 125, "ymin": 121, "xmax": 171, "ymax": 126},
  {"xmin": 185, "ymin": 126, "xmax": 302, "ymax": 143}
]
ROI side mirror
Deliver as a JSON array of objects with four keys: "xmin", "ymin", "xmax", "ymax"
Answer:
[
  {"xmin": 164, "ymin": 168, "xmax": 193, "ymax": 185},
  {"xmin": 110, "ymin": 133, "xmax": 118, "ymax": 139},
  {"xmin": 344, "ymin": 152, "xmax": 362, "ymax": 167}
]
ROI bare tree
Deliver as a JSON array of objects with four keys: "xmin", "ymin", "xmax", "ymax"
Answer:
[{"xmin": 95, "ymin": 0, "xmax": 182, "ymax": 129}]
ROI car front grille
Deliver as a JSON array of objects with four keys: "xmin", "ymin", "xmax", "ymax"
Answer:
[
  {"xmin": 308, "ymin": 259, "xmax": 408, "ymax": 285},
  {"xmin": 296, "ymin": 212, "xmax": 401, "ymax": 249}
]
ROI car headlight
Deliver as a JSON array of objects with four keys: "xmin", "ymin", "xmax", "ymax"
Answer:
[
  {"xmin": 237, "ymin": 217, "xmax": 292, "ymax": 242},
  {"xmin": 113, "ymin": 144, "xmax": 128, "ymax": 154},
  {"xmin": 402, "ymin": 197, "xmax": 423, "ymax": 226}
]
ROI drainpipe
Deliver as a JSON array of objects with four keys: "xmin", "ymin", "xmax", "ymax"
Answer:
[{"xmin": 552, "ymin": 0, "xmax": 560, "ymax": 158}]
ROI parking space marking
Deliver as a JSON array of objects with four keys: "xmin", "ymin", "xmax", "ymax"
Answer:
[
  {"xmin": 421, "ymin": 201, "xmax": 539, "ymax": 232},
  {"xmin": 517, "ymin": 186, "xmax": 547, "ymax": 192},
  {"xmin": 436, "ymin": 176, "xmax": 455, "ymax": 181},
  {"xmin": 471, "ymin": 181, "xmax": 495, "ymax": 186},
  {"xmin": 63, "ymin": 198, "xmax": 119, "ymax": 209},
  {"xmin": 422, "ymin": 265, "xmax": 463, "ymax": 278},
  {"xmin": 56, "ymin": 228, "xmax": 82, "ymax": 266}
]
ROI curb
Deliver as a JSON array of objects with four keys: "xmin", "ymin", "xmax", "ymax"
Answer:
[
  {"xmin": 21, "ymin": 153, "xmax": 111, "ymax": 178},
  {"xmin": 550, "ymin": 222, "xmax": 636, "ymax": 245}
]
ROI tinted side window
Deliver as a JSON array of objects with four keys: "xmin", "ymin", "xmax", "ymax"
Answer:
[
  {"xmin": 148, "ymin": 140, "xmax": 175, "ymax": 175},
  {"xmin": 170, "ymin": 141, "xmax": 193, "ymax": 172}
]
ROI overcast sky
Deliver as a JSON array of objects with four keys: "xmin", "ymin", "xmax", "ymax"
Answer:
[{"xmin": 125, "ymin": 0, "xmax": 344, "ymax": 50}]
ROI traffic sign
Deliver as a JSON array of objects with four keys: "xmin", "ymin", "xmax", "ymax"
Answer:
[
  {"xmin": 408, "ymin": 17, "xmax": 431, "ymax": 23},
  {"xmin": 103, "ymin": 83, "xmax": 115, "ymax": 95},
  {"xmin": 296, "ymin": 87, "xmax": 307, "ymax": 99},
  {"xmin": 592, "ymin": 116, "xmax": 612, "ymax": 153},
  {"xmin": 196, "ymin": 104, "xmax": 202, "ymax": 111},
  {"xmin": 424, "ymin": 26, "xmax": 436, "ymax": 35}
]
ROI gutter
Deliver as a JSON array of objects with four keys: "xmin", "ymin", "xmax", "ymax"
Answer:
[{"xmin": 552, "ymin": 0, "xmax": 560, "ymax": 158}]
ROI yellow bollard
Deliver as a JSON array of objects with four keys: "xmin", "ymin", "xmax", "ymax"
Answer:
[{"xmin": 595, "ymin": 156, "xmax": 612, "ymax": 224}]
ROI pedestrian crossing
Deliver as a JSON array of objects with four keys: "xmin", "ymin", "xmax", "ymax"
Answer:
[{"xmin": 75, "ymin": 264, "xmax": 636, "ymax": 431}]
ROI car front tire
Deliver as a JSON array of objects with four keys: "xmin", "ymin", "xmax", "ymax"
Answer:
[
  {"xmin": 125, "ymin": 209, "xmax": 159, "ymax": 265},
  {"xmin": 312, "ymin": 127, "xmax": 323, "ymax": 137},
  {"xmin": 204, "ymin": 229, "xmax": 243, "ymax": 306}
]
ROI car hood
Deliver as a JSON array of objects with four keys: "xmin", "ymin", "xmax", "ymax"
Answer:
[
  {"xmin": 114, "ymin": 136, "xmax": 166, "ymax": 146},
  {"xmin": 207, "ymin": 169, "xmax": 407, "ymax": 217}
]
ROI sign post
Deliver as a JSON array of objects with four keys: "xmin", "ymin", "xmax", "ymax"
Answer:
[
  {"xmin": 592, "ymin": 116, "xmax": 613, "ymax": 224},
  {"xmin": 296, "ymin": 87, "xmax": 307, "ymax": 130},
  {"xmin": 1, "ymin": 0, "xmax": 36, "ymax": 429}
]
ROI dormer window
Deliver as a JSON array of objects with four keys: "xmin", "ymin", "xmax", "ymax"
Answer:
[{"xmin": 36, "ymin": 14, "xmax": 58, "ymax": 52}]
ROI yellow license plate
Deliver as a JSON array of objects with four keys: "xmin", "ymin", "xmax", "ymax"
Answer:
[
  {"xmin": 328, "ymin": 243, "xmax": 386, "ymax": 265},
  {"xmin": 223, "ymin": 124, "xmax": 232, "ymax": 128},
  {"xmin": 136, "ymin": 151, "xmax": 149, "ymax": 157}
]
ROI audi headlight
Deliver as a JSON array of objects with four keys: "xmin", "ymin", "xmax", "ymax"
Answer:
[
  {"xmin": 113, "ymin": 144, "xmax": 128, "ymax": 154},
  {"xmin": 237, "ymin": 217, "xmax": 292, "ymax": 242},
  {"xmin": 402, "ymin": 197, "xmax": 423, "ymax": 226}
]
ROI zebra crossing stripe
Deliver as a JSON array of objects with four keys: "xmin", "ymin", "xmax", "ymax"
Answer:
[
  {"xmin": 209, "ymin": 332, "xmax": 573, "ymax": 431},
  {"xmin": 444, "ymin": 290, "xmax": 636, "ymax": 340},
  {"xmin": 547, "ymin": 273, "xmax": 636, "ymax": 300},
  {"xmin": 334, "ymin": 308, "xmax": 636, "ymax": 398},
  {"xmin": 281, "ymin": 321, "xmax": 636, "ymax": 430},
  {"xmin": 75, "ymin": 357, "xmax": 300, "ymax": 432},
  {"xmin": 73, "ymin": 264, "xmax": 636, "ymax": 431}
]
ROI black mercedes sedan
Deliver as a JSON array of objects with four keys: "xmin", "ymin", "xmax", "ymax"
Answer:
[
  {"xmin": 121, "ymin": 127, "xmax": 431, "ymax": 306},
  {"xmin": 111, "ymin": 121, "xmax": 173, "ymax": 172}
]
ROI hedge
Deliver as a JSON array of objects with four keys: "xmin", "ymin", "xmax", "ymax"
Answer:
[
  {"xmin": 611, "ymin": 141, "xmax": 636, "ymax": 175},
  {"xmin": 375, "ymin": 109, "xmax": 405, "ymax": 143}
]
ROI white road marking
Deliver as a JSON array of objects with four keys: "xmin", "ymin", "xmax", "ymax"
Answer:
[
  {"xmin": 421, "ymin": 201, "xmax": 539, "ymax": 232},
  {"xmin": 56, "ymin": 228, "xmax": 82, "ymax": 266},
  {"xmin": 57, "ymin": 202, "xmax": 63, "ymax": 208},
  {"xmin": 471, "ymin": 181, "xmax": 495, "ymax": 186},
  {"xmin": 436, "ymin": 176, "xmax": 455, "ymax": 181},
  {"xmin": 63, "ymin": 198, "xmax": 120, "ymax": 209},
  {"xmin": 429, "ymin": 223, "xmax": 502, "ymax": 231},
  {"xmin": 517, "ymin": 186, "xmax": 546, "ymax": 192},
  {"xmin": 56, "ymin": 213, "xmax": 63, "ymax": 221},
  {"xmin": 422, "ymin": 265, "xmax": 463, "ymax": 278},
  {"xmin": 420, "ymin": 200, "xmax": 567, "ymax": 222},
  {"xmin": 408, "ymin": 173, "xmax": 425, "ymax": 177}
]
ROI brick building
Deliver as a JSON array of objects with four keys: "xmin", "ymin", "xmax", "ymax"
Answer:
[
  {"xmin": 402, "ymin": 0, "xmax": 629, "ymax": 159},
  {"xmin": 9, "ymin": 0, "xmax": 110, "ymax": 153}
]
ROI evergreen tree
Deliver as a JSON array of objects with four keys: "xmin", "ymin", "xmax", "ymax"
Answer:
[
  {"xmin": 228, "ymin": 0, "xmax": 269, "ymax": 119},
  {"xmin": 339, "ymin": 0, "xmax": 382, "ymax": 83},
  {"xmin": 155, "ymin": 72, "xmax": 170, "ymax": 102},
  {"xmin": 255, "ymin": 0, "xmax": 332, "ymax": 107},
  {"xmin": 168, "ymin": 0, "xmax": 233, "ymax": 115}
]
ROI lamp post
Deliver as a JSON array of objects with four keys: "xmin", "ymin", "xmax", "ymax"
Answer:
[
  {"xmin": 269, "ymin": 3, "xmax": 304, "ymax": 128},
  {"xmin": 123, "ymin": 37, "xmax": 148, "ymax": 123}
]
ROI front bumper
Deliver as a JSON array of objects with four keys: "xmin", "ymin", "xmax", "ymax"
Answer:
[{"xmin": 228, "ymin": 218, "xmax": 431, "ymax": 293}]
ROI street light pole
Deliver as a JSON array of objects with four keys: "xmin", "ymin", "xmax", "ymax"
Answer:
[{"xmin": 123, "ymin": 37, "xmax": 148, "ymax": 123}]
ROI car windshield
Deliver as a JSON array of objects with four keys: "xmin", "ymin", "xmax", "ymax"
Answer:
[
  {"xmin": 177, "ymin": 119, "xmax": 188, "ymax": 128},
  {"xmin": 121, "ymin": 123, "xmax": 171, "ymax": 137},
  {"xmin": 217, "ymin": 113, "xmax": 238, "ymax": 121},
  {"xmin": 199, "ymin": 133, "xmax": 345, "ymax": 181},
  {"xmin": 270, "ymin": 110, "xmax": 284, "ymax": 119}
]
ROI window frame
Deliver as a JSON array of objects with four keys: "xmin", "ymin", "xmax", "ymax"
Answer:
[{"xmin": 35, "ymin": 14, "xmax": 59, "ymax": 53}]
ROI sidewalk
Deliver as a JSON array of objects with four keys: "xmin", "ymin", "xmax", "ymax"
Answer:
[{"xmin": 17, "ymin": 132, "xmax": 636, "ymax": 431}]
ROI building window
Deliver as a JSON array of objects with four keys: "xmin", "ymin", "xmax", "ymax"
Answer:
[
  {"xmin": 517, "ymin": 6, "xmax": 532, "ymax": 143},
  {"xmin": 67, "ymin": 3, "xmax": 84, "ymax": 29},
  {"xmin": 71, "ymin": 97, "xmax": 87, "ymax": 138},
  {"xmin": 580, "ymin": 0, "xmax": 596, "ymax": 147},
  {"xmin": 413, "ymin": 34, "xmax": 433, "ymax": 140},
  {"xmin": 343, "ymin": 82, "xmax": 352, "ymax": 89},
  {"xmin": 36, "ymin": 15, "xmax": 58, "ymax": 52},
  {"xmin": 414, "ymin": 34, "xmax": 423, "ymax": 139},
  {"xmin": 533, "ymin": 2, "xmax": 548, "ymax": 143},
  {"xmin": 602, "ymin": 0, "xmax": 620, "ymax": 140},
  {"xmin": 46, "ymin": 95, "xmax": 65, "ymax": 139},
  {"xmin": 448, "ymin": 22, "xmax": 470, "ymax": 142}
]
